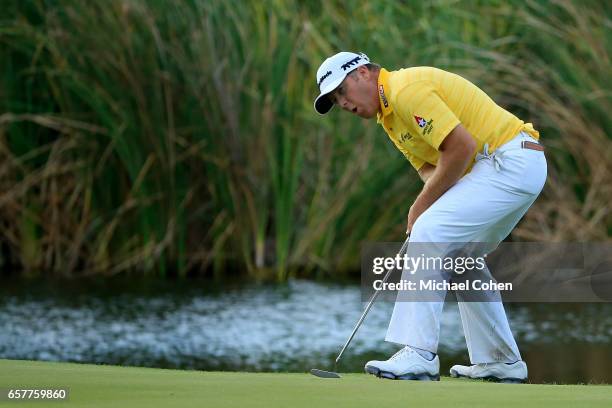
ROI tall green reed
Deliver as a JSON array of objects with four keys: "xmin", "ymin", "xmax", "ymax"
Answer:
[{"xmin": 0, "ymin": 0, "xmax": 609, "ymax": 279}]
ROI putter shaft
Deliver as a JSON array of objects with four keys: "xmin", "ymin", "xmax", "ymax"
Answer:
[{"xmin": 335, "ymin": 236, "xmax": 411, "ymax": 364}]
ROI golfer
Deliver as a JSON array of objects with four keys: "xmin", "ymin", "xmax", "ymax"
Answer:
[{"xmin": 314, "ymin": 52, "xmax": 547, "ymax": 382}]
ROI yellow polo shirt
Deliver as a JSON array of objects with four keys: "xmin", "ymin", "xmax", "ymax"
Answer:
[{"xmin": 376, "ymin": 67, "xmax": 539, "ymax": 171}]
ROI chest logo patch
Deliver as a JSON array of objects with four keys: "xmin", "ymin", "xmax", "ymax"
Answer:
[
  {"xmin": 415, "ymin": 115, "xmax": 434, "ymax": 136},
  {"xmin": 400, "ymin": 132, "xmax": 413, "ymax": 143},
  {"xmin": 414, "ymin": 115, "xmax": 427, "ymax": 128}
]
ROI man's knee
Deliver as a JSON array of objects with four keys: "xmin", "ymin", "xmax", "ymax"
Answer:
[{"xmin": 410, "ymin": 212, "xmax": 441, "ymax": 242}]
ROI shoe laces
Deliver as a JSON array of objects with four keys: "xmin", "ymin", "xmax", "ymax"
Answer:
[
  {"xmin": 471, "ymin": 362, "xmax": 491, "ymax": 374},
  {"xmin": 389, "ymin": 346, "xmax": 413, "ymax": 361}
]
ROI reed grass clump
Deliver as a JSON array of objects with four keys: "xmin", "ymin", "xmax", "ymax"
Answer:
[{"xmin": 0, "ymin": 0, "xmax": 609, "ymax": 279}]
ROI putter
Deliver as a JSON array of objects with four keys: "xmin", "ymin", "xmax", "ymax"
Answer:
[{"xmin": 310, "ymin": 235, "xmax": 411, "ymax": 378}]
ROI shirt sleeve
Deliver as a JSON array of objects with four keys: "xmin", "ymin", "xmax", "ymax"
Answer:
[{"xmin": 394, "ymin": 82, "xmax": 461, "ymax": 151}]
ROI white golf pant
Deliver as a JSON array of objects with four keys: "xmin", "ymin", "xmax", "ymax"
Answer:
[{"xmin": 385, "ymin": 131, "xmax": 547, "ymax": 364}]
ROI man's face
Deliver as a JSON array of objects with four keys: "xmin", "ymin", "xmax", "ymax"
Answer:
[{"xmin": 328, "ymin": 66, "xmax": 380, "ymax": 119}]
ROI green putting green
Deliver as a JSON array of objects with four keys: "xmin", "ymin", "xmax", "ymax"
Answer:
[{"xmin": 1, "ymin": 359, "xmax": 611, "ymax": 408}]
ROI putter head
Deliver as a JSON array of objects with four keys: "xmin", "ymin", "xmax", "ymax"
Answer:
[{"xmin": 310, "ymin": 369, "xmax": 341, "ymax": 378}]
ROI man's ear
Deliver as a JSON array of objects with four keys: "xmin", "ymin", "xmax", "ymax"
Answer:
[{"xmin": 357, "ymin": 65, "xmax": 369, "ymax": 78}]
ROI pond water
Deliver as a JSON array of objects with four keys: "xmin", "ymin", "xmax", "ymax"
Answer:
[{"xmin": 0, "ymin": 278, "xmax": 610, "ymax": 384}]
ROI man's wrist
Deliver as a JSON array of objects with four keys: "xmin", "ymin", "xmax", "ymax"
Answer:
[
  {"xmin": 413, "ymin": 191, "xmax": 433, "ymax": 215},
  {"xmin": 418, "ymin": 180, "xmax": 439, "ymax": 207}
]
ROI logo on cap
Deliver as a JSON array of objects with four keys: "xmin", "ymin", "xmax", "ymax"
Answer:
[
  {"xmin": 318, "ymin": 71, "xmax": 332, "ymax": 87},
  {"xmin": 341, "ymin": 56, "xmax": 363, "ymax": 71}
]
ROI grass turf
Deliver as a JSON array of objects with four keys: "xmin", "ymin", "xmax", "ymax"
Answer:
[{"xmin": 1, "ymin": 359, "xmax": 611, "ymax": 408}]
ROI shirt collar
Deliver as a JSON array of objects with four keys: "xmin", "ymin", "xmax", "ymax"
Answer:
[{"xmin": 376, "ymin": 68, "xmax": 393, "ymax": 124}]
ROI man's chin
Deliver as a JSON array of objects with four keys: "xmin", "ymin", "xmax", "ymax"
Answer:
[{"xmin": 358, "ymin": 110, "xmax": 376, "ymax": 119}]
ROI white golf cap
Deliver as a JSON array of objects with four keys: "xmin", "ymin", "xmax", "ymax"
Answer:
[{"xmin": 314, "ymin": 51, "xmax": 370, "ymax": 115}]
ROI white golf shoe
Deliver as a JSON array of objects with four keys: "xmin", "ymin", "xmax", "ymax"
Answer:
[
  {"xmin": 364, "ymin": 346, "xmax": 440, "ymax": 381},
  {"xmin": 450, "ymin": 360, "xmax": 528, "ymax": 383}
]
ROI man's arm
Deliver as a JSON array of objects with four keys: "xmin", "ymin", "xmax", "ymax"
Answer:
[
  {"xmin": 417, "ymin": 162, "xmax": 436, "ymax": 183},
  {"xmin": 406, "ymin": 124, "xmax": 477, "ymax": 233}
]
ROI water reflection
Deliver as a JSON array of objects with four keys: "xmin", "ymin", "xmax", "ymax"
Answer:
[{"xmin": 0, "ymin": 279, "xmax": 610, "ymax": 384}]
